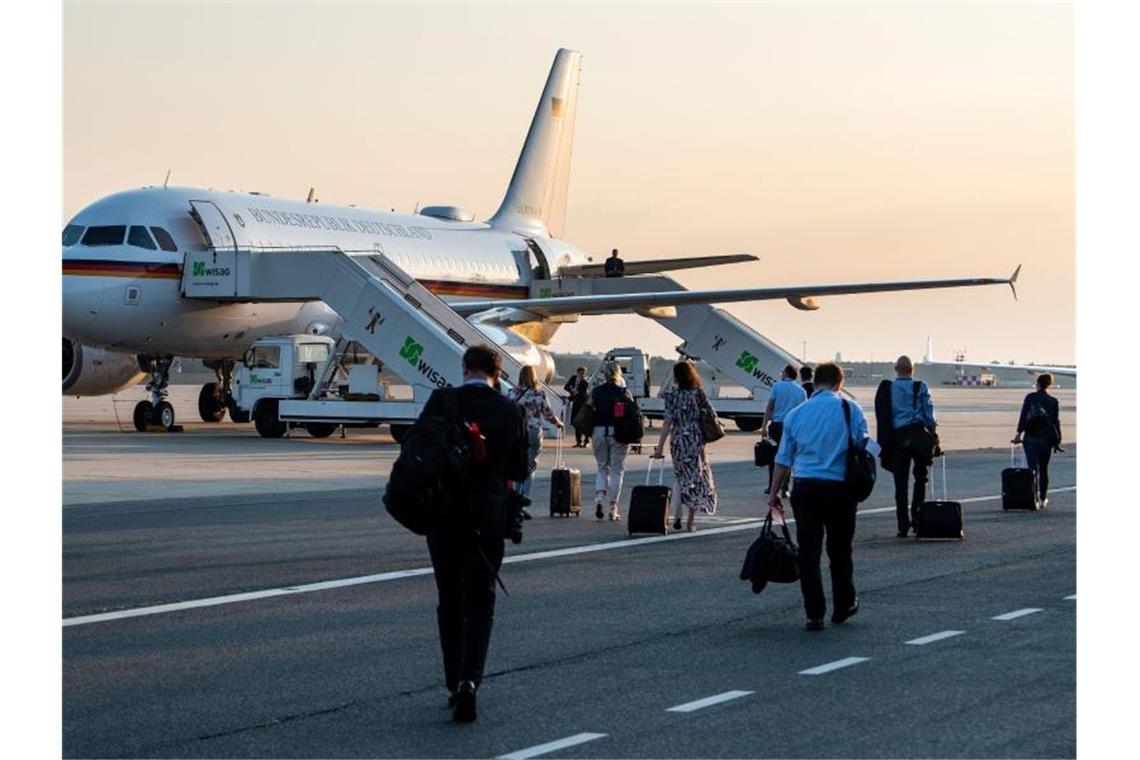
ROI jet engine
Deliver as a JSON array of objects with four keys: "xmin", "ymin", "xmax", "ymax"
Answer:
[
  {"xmin": 470, "ymin": 324, "xmax": 558, "ymax": 384},
  {"xmin": 63, "ymin": 338, "xmax": 146, "ymax": 396}
]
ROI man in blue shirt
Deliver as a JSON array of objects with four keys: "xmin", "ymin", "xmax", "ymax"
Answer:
[
  {"xmin": 888, "ymin": 356, "xmax": 938, "ymax": 537},
  {"xmin": 768, "ymin": 362, "xmax": 870, "ymax": 631},
  {"xmin": 761, "ymin": 365, "xmax": 808, "ymax": 496}
]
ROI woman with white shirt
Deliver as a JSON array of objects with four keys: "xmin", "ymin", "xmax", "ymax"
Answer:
[{"xmin": 767, "ymin": 362, "xmax": 871, "ymax": 632}]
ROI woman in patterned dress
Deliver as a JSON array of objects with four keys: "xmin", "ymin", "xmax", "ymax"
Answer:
[
  {"xmin": 509, "ymin": 365, "xmax": 563, "ymax": 502},
  {"xmin": 651, "ymin": 361, "xmax": 718, "ymax": 532}
]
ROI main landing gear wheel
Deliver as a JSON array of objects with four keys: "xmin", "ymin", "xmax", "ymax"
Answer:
[
  {"xmin": 198, "ymin": 382, "xmax": 226, "ymax": 423},
  {"xmin": 133, "ymin": 400, "xmax": 154, "ymax": 432},
  {"xmin": 254, "ymin": 401, "xmax": 287, "ymax": 439},
  {"xmin": 735, "ymin": 416, "xmax": 764, "ymax": 433},
  {"xmin": 155, "ymin": 401, "xmax": 177, "ymax": 430},
  {"xmin": 304, "ymin": 422, "xmax": 338, "ymax": 438}
]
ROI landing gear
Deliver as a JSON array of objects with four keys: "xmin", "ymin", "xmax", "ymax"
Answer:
[
  {"xmin": 200, "ymin": 360, "xmax": 239, "ymax": 423},
  {"xmin": 133, "ymin": 401, "xmax": 153, "ymax": 432},
  {"xmin": 135, "ymin": 355, "xmax": 179, "ymax": 431},
  {"xmin": 198, "ymin": 382, "xmax": 226, "ymax": 422}
]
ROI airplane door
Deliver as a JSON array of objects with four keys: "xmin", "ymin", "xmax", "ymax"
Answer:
[{"xmin": 185, "ymin": 200, "xmax": 238, "ymax": 297}]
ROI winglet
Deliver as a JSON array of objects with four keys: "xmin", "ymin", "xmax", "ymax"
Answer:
[{"xmin": 1008, "ymin": 264, "xmax": 1021, "ymax": 301}]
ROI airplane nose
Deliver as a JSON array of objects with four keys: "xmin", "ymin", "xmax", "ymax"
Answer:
[{"xmin": 61, "ymin": 267, "xmax": 106, "ymax": 340}]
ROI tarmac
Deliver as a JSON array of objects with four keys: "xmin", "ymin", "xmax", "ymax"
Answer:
[{"xmin": 62, "ymin": 386, "xmax": 1076, "ymax": 758}]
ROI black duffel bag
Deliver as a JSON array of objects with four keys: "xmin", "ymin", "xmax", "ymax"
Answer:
[
  {"xmin": 754, "ymin": 437, "xmax": 778, "ymax": 467},
  {"xmin": 740, "ymin": 509, "xmax": 800, "ymax": 594},
  {"xmin": 842, "ymin": 399, "xmax": 877, "ymax": 503}
]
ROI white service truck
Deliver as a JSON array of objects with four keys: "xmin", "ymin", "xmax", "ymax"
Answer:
[
  {"xmin": 591, "ymin": 347, "xmax": 767, "ymax": 431},
  {"xmin": 232, "ymin": 334, "xmax": 421, "ymax": 439}
]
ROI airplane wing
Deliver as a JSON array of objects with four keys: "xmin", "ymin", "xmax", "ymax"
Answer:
[
  {"xmin": 451, "ymin": 267, "xmax": 1022, "ymax": 318},
  {"xmin": 557, "ymin": 254, "xmax": 758, "ymax": 277}
]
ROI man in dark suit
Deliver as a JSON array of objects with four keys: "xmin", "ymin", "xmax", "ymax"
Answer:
[
  {"xmin": 422, "ymin": 345, "xmax": 528, "ymax": 722},
  {"xmin": 604, "ymin": 248, "xmax": 626, "ymax": 277},
  {"xmin": 1012, "ymin": 372, "xmax": 1062, "ymax": 508},
  {"xmin": 563, "ymin": 365, "xmax": 590, "ymax": 446}
]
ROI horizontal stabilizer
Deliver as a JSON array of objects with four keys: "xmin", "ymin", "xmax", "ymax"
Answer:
[{"xmin": 558, "ymin": 254, "xmax": 758, "ymax": 277}]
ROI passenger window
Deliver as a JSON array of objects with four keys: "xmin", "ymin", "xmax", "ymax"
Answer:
[
  {"xmin": 81, "ymin": 225, "xmax": 126, "ymax": 246},
  {"xmin": 149, "ymin": 226, "xmax": 178, "ymax": 252},
  {"xmin": 62, "ymin": 224, "xmax": 84, "ymax": 246},
  {"xmin": 128, "ymin": 226, "xmax": 157, "ymax": 250},
  {"xmin": 247, "ymin": 345, "xmax": 281, "ymax": 369}
]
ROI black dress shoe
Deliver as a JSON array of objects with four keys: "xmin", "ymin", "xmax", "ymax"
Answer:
[
  {"xmin": 447, "ymin": 690, "xmax": 458, "ymax": 708},
  {"xmin": 805, "ymin": 618, "xmax": 825, "ymax": 631},
  {"xmin": 832, "ymin": 600, "xmax": 860, "ymax": 624},
  {"xmin": 452, "ymin": 681, "xmax": 477, "ymax": 723}
]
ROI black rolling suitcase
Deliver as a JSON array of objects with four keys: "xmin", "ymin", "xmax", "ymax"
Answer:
[
  {"xmin": 1002, "ymin": 445, "xmax": 1039, "ymax": 511},
  {"xmin": 915, "ymin": 455, "xmax": 964, "ymax": 540},
  {"xmin": 628, "ymin": 457, "xmax": 672, "ymax": 534},
  {"xmin": 549, "ymin": 426, "xmax": 581, "ymax": 517}
]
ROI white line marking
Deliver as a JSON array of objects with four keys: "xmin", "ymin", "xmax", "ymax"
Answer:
[
  {"xmin": 1064, "ymin": 595, "xmax": 1076, "ymax": 600},
  {"xmin": 992, "ymin": 608, "xmax": 1043, "ymax": 621},
  {"xmin": 666, "ymin": 690, "xmax": 754, "ymax": 713},
  {"xmin": 905, "ymin": 630, "xmax": 965, "ymax": 646},
  {"xmin": 63, "ymin": 484, "xmax": 1077, "ymax": 627},
  {"xmin": 499, "ymin": 732, "xmax": 607, "ymax": 760},
  {"xmin": 799, "ymin": 656, "xmax": 870, "ymax": 675}
]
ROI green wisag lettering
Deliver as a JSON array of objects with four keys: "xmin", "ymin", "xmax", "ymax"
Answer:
[
  {"xmin": 399, "ymin": 336, "xmax": 424, "ymax": 366},
  {"xmin": 736, "ymin": 350, "xmax": 758, "ymax": 372}
]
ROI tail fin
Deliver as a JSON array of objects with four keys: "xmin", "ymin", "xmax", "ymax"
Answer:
[
  {"xmin": 489, "ymin": 48, "xmax": 582, "ymax": 239},
  {"xmin": 923, "ymin": 336, "xmax": 933, "ymax": 364}
]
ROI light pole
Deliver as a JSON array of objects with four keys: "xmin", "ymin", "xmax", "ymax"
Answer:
[{"xmin": 802, "ymin": 341, "xmax": 806, "ymax": 362}]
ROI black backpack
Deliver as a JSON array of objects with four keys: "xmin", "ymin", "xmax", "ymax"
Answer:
[
  {"xmin": 843, "ymin": 400, "xmax": 877, "ymax": 503},
  {"xmin": 611, "ymin": 390, "xmax": 644, "ymax": 444},
  {"xmin": 383, "ymin": 389, "xmax": 471, "ymax": 535}
]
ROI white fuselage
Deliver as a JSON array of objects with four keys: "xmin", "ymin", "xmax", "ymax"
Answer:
[{"xmin": 62, "ymin": 187, "xmax": 588, "ymax": 358}]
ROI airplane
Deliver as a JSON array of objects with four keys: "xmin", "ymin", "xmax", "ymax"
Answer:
[
  {"xmin": 63, "ymin": 48, "xmax": 1019, "ymax": 431},
  {"xmin": 919, "ymin": 338, "xmax": 1076, "ymax": 386}
]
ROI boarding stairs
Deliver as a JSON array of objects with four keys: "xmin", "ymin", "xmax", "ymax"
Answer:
[{"xmin": 180, "ymin": 245, "xmax": 564, "ymax": 410}]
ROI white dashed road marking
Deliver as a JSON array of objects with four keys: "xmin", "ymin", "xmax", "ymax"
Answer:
[
  {"xmin": 799, "ymin": 657, "xmax": 870, "ymax": 676},
  {"xmin": 63, "ymin": 484, "xmax": 1077, "ymax": 627},
  {"xmin": 1064, "ymin": 595, "xmax": 1076, "ymax": 600},
  {"xmin": 666, "ymin": 690, "xmax": 754, "ymax": 713},
  {"xmin": 992, "ymin": 608, "xmax": 1043, "ymax": 621},
  {"xmin": 499, "ymin": 732, "xmax": 607, "ymax": 760},
  {"xmin": 905, "ymin": 630, "xmax": 966, "ymax": 646}
]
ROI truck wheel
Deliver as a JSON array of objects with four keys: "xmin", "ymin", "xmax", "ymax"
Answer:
[
  {"xmin": 390, "ymin": 423, "xmax": 412, "ymax": 444},
  {"xmin": 735, "ymin": 416, "xmax": 763, "ymax": 432},
  {"xmin": 198, "ymin": 382, "xmax": 226, "ymax": 422},
  {"xmin": 254, "ymin": 400, "xmax": 287, "ymax": 439},
  {"xmin": 305, "ymin": 422, "xmax": 337, "ymax": 438},
  {"xmin": 133, "ymin": 400, "xmax": 153, "ymax": 432}
]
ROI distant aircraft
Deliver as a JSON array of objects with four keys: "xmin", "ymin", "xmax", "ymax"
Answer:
[
  {"xmin": 63, "ymin": 48, "xmax": 1018, "ymax": 429},
  {"xmin": 920, "ymin": 337, "xmax": 1076, "ymax": 385}
]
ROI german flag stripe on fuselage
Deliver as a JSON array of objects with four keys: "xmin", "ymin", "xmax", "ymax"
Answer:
[{"xmin": 62, "ymin": 261, "xmax": 530, "ymax": 299}]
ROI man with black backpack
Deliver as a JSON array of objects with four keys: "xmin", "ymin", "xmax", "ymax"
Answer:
[
  {"xmin": 889, "ymin": 356, "xmax": 938, "ymax": 537},
  {"xmin": 1012, "ymin": 372, "xmax": 1062, "ymax": 508},
  {"xmin": 414, "ymin": 345, "xmax": 528, "ymax": 723}
]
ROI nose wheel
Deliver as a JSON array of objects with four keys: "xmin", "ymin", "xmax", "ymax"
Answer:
[{"xmin": 134, "ymin": 354, "xmax": 180, "ymax": 431}]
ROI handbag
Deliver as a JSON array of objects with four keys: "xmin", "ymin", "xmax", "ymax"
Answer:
[
  {"xmin": 740, "ymin": 509, "xmax": 800, "ymax": 594},
  {"xmin": 697, "ymin": 389, "xmax": 726, "ymax": 443},
  {"xmin": 842, "ymin": 399, "xmax": 877, "ymax": 503}
]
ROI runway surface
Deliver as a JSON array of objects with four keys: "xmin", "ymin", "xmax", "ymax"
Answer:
[{"xmin": 62, "ymin": 414, "xmax": 1076, "ymax": 758}]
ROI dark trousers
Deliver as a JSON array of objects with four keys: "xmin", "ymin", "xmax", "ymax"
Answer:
[
  {"xmin": 791, "ymin": 479, "xmax": 858, "ymax": 621},
  {"xmin": 570, "ymin": 400, "xmax": 588, "ymax": 445},
  {"xmin": 426, "ymin": 531, "xmax": 504, "ymax": 692},
  {"xmin": 766, "ymin": 421, "xmax": 784, "ymax": 491},
  {"xmin": 1023, "ymin": 438, "xmax": 1053, "ymax": 500},
  {"xmin": 892, "ymin": 448, "xmax": 929, "ymax": 533}
]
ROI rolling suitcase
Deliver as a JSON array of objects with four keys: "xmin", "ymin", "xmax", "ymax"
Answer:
[
  {"xmin": 915, "ymin": 455, "xmax": 964, "ymax": 540},
  {"xmin": 1002, "ymin": 445, "xmax": 1039, "ymax": 511},
  {"xmin": 549, "ymin": 425, "xmax": 581, "ymax": 517},
  {"xmin": 627, "ymin": 457, "xmax": 672, "ymax": 535}
]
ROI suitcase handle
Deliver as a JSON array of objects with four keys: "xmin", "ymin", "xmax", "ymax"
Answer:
[
  {"xmin": 1009, "ymin": 443, "xmax": 1025, "ymax": 469},
  {"xmin": 940, "ymin": 452, "xmax": 948, "ymax": 502},
  {"xmin": 645, "ymin": 455, "xmax": 666, "ymax": 486}
]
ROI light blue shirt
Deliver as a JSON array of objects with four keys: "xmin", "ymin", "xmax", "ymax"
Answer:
[
  {"xmin": 890, "ymin": 377, "xmax": 936, "ymax": 429},
  {"xmin": 768, "ymin": 378, "xmax": 807, "ymax": 423},
  {"xmin": 774, "ymin": 390, "xmax": 870, "ymax": 482}
]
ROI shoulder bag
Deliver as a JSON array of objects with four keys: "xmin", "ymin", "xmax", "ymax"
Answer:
[{"xmin": 843, "ymin": 399, "xmax": 877, "ymax": 503}]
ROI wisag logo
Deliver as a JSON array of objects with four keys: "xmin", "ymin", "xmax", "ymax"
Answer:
[
  {"xmin": 192, "ymin": 261, "xmax": 206, "ymax": 277},
  {"xmin": 736, "ymin": 350, "xmax": 759, "ymax": 373},
  {"xmin": 399, "ymin": 336, "xmax": 424, "ymax": 366}
]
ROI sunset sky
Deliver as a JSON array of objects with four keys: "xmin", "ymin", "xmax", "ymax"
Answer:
[{"xmin": 64, "ymin": 1, "xmax": 1074, "ymax": 365}]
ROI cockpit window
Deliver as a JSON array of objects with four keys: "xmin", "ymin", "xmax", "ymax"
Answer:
[
  {"xmin": 81, "ymin": 225, "xmax": 126, "ymax": 246},
  {"xmin": 149, "ymin": 226, "xmax": 178, "ymax": 252},
  {"xmin": 62, "ymin": 225, "xmax": 84, "ymax": 246},
  {"xmin": 128, "ymin": 226, "xmax": 157, "ymax": 250}
]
